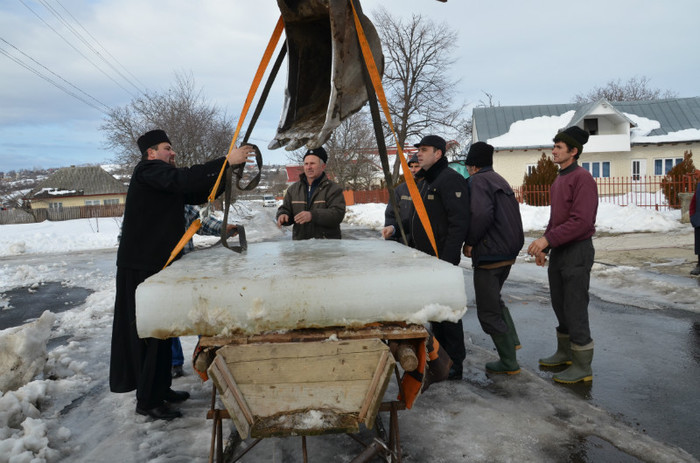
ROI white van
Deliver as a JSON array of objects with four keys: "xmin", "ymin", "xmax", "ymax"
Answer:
[{"xmin": 263, "ymin": 195, "xmax": 277, "ymax": 207}]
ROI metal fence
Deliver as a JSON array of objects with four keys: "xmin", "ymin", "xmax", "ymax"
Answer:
[
  {"xmin": 513, "ymin": 175, "xmax": 698, "ymax": 210},
  {"xmin": 347, "ymin": 175, "xmax": 698, "ymax": 210}
]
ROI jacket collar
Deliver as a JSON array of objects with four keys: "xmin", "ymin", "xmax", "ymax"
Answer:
[
  {"xmin": 559, "ymin": 161, "xmax": 579, "ymax": 176},
  {"xmin": 300, "ymin": 171, "xmax": 327, "ymax": 187},
  {"xmin": 422, "ymin": 157, "xmax": 449, "ymax": 183}
]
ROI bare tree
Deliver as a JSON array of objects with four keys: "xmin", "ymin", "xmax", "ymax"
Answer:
[
  {"xmin": 101, "ymin": 72, "xmax": 236, "ymax": 168},
  {"xmin": 285, "ymin": 111, "xmax": 379, "ymax": 189},
  {"xmin": 573, "ymin": 76, "xmax": 677, "ymax": 103},
  {"xmin": 325, "ymin": 111, "xmax": 379, "ymax": 189},
  {"xmin": 373, "ymin": 8, "xmax": 467, "ymax": 181}
]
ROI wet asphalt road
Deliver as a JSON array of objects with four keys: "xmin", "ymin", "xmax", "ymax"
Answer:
[
  {"xmin": 462, "ymin": 277, "xmax": 700, "ymax": 459},
  {"xmin": 1, "ymin": 231, "xmax": 698, "ymax": 461},
  {"xmin": 346, "ymin": 226, "xmax": 700, "ymax": 460}
]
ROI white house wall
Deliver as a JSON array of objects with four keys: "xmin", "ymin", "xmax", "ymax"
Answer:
[
  {"xmin": 493, "ymin": 142, "xmax": 697, "ymax": 187},
  {"xmin": 587, "ymin": 134, "xmax": 631, "ymax": 153}
]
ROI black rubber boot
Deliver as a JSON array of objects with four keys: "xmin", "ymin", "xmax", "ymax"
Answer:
[{"xmin": 485, "ymin": 331, "xmax": 520, "ymax": 375}]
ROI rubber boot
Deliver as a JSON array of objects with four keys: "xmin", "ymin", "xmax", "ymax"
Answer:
[
  {"xmin": 502, "ymin": 307, "xmax": 521, "ymax": 350},
  {"xmin": 538, "ymin": 331, "xmax": 572, "ymax": 367},
  {"xmin": 485, "ymin": 331, "xmax": 520, "ymax": 375},
  {"xmin": 553, "ymin": 341, "xmax": 593, "ymax": 384}
]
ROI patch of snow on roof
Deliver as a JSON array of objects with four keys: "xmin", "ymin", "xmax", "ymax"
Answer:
[
  {"xmin": 488, "ymin": 111, "xmax": 575, "ymax": 148},
  {"xmin": 625, "ymin": 112, "xmax": 661, "ymax": 139}
]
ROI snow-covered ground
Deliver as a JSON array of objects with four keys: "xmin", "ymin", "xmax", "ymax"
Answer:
[{"xmin": 0, "ymin": 201, "xmax": 697, "ymax": 462}]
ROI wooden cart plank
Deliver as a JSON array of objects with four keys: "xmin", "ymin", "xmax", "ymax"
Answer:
[
  {"xmin": 238, "ymin": 381, "xmax": 369, "ymax": 415},
  {"xmin": 198, "ymin": 324, "xmax": 428, "ymax": 347},
  {"xmin": 220, "ymin": 352, "xmax": 383, "ymax": 384}
]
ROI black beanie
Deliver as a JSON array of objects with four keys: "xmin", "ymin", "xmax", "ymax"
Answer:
[
  {"xmin": 304, "ymin": 147, "xmax": 328, "ymax": 164},
  {"xmin": 137, "ymin": 130, "xmax": 171, "ymax": 155},
  {"xmin": 465, "ymin": 141, "xmax": 494, "ymax": 167},
  {"xmin": 553, "ymin": 126, "xmax": 589, "ymax": 155}
]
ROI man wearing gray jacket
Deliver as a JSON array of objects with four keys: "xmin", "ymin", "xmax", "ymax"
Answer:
[
  {"xmin": 276, "ymin": 147, "xmax": 346, "ymax": 240},
  {"xmin": 463, "ymin": 142, "xmax": 524, "ymax": 375}
]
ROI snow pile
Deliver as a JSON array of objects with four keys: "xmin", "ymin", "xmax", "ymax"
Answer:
[
  {"xmin": 487, "ymin": 111, "xmax": 576, "ymax": 148},
  {"xmin": 0, "ymin": 311, "xmax": 55, "ymax": 392}
]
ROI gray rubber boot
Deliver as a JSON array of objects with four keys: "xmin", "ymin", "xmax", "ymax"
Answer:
[
  {"xmin": 553, "ymin": 341, "xmax": 594, "ymax": 384},
  {"xmin": 538, "ymin": 331, "xmax": 572, "ymax": 367},
  {"xmin": 485, "ymin": 331, "xmax": 521, "ymax": 375},
  {"xmin": 502, "ymin": 306, "xmax": 521, "ymax": 350}
]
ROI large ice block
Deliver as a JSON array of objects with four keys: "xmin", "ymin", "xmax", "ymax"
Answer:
[{"xmin": 135, "ymin": 239, "xmax": 467, "ymax": 339}]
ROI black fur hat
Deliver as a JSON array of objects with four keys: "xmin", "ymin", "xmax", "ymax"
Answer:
[
  {"xmin": 137, "ymin": 130, "xmax": 171, "ymax": 155},
  {"xmin": 465, "ymin": 141, "xmax": 494, "ymax": 167}
]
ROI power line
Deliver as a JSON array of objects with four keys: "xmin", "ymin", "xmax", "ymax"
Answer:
[
  {"xmin": 17, "ymin": 0, "xmax": 139, "ymax": 99},
  {"xmin": 53, "ymin": 0, "xmax": 148, "ymax": 93},
  {"xmin": 37, "ymin": 0, "xmax": 146, "ymax": 96},
  {"xmin": 0, "ymin": 43, "xmax": 109, "ymax": 115}
]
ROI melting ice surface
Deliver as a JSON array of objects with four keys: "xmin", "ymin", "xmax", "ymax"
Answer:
[{"xmin": 136, "ymin": 239, "xmax": 467, "ymax": 338}]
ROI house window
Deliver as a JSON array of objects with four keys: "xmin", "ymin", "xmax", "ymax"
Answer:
[
  {"xmin": 48, "ymin": 202, "xmax": 63, "ymax": 211},
  {"xmin": 654, "ymin": 158, "xmax": 683, "ymax": 175},
  {"xmin": 85, "ymin": 199, "xmax": 100, "ymax": 206},
  {"xmin": 583, "ymin": 119, "xmax": 598, "ymax": 136},
  {"xmin": 632, "ymin": 160, "xmax": 642, "ymax": 181},
  {"xmin": 103, "ymin": 199, "xmax": 119, "ymax": 205},
  {"xmin": 526, "ymin": 164, "xmax": 536, "ymax": 176},
  {"xmin": 581, "ymin": 161, "xmax": 610, "ymax": 178}
]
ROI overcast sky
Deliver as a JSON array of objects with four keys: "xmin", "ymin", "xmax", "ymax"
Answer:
[{"xmin": 1, "ymin": 0, "xmax": 697, "ymax": 172}]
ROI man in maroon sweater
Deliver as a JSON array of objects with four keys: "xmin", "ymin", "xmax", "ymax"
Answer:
[{"xmin": 527, "ymin": 126, "xmax": 597, "ymax": 384}]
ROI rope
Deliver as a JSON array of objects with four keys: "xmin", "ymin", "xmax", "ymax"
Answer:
[{"xmin": 349, "ymin": 0, "xmax": 438, "ymax": 257}]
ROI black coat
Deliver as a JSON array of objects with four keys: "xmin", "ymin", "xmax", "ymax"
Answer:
[
  {"xmin": 117, "ymin": 157, "xmax": 226, "ymax": 270},
  {"xmin": 110, "ymin": 157, "xmax": 226, "ymax": 400},
  {"xmin": 409, "ymin": 157, "xmax": 470, "ymax": 265},
  {"xmin": 384, "ymin": 178, "xmax": 423, "ymax": 243}
]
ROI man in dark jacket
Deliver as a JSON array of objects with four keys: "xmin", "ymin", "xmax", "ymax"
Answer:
[
  {"xmin": 527, "ymin": 126, "xmax": 597, "ymax": 384},
  {"xmin": 110, "ymin": 129, "xmax": 255, "ymax": 420},
  {"xmin": 382, "ymin": 154, "xmax": 421, "ymax": 242},
  {"xmin": 463, "ymin": 142, "xmax": 524, "ymax": 375},
  {"xmin": 276, "ymin": 147, "xmax": 346, "ymax": 240},
  {"xmin": 409, "ymin": 135, "xmax": 470, "ymax": 379}
]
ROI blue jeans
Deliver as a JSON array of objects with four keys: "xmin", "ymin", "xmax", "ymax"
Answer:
[{"xmin": 171, "ymin": 337, "xmax": 184, "ymax": 367}]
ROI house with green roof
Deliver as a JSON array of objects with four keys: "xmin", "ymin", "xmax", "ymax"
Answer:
[{"xmin": 471, "ymin": 97, "xmax": 700, "ymax": 187}]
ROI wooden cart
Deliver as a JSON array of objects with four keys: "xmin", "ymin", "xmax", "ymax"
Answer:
[{"xmin": 200, "ymin": 323, "xmax": 429, "ymax": 463}]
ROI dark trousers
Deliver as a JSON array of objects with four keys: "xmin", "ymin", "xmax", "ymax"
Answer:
[
  {"xmin": 110, "ymin": 267, "xmax": 172, "ymax": 409},
  {"xmin": 547, "ymin": 239, "xmax": 594, "ymax": 346},
  {"xmin": 431, "ymin": 320, "xmax": 466, "ymax": 368},
  {"xmin": 473, "ymin": 265, "xmax": 512, "ymax": 335}
]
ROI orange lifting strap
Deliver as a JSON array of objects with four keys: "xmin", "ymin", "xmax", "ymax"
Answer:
[
  {"xmin": 349, "ymin": 0, "xmax": 438, "ymax": 257},
  {"xmin": 162, "ymin": 16, "xmax": 285, "ymax": 270}
]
